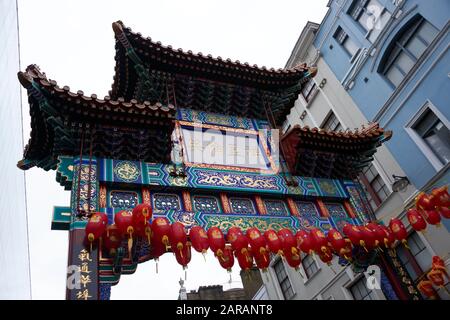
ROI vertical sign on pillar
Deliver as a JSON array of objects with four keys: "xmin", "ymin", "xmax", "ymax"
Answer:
[
  {"xmin": 67, "ymin": 156, "xmax": 99, "ymax": 300},
  {"xmin": 66, "ymin": 229, "xmax": 99, "ymax": 300}
]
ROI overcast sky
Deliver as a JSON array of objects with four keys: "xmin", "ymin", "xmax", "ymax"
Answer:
[{"xmin": 18, "ymin": 0, "xmax": 329, "ymax": 300}]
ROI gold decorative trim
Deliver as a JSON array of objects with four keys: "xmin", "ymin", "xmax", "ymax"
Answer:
[
  {"xmin": 220, "ymin": 193, "xmax": 231, "ymax": 213},
  {"xmin": 254, "ymin": 196, "xmax": 267, "ymax": 215},
  {"xmin": 142, "ymin": 187, "xmax": 151, "ymax": 206},
  {"xmin": 182, "ymin": 191, "xmax": 193, "ymax": 212},
  {"xmin": 343, "ymin": 201, "xmax": 357, "ymax": 219},
  {"xmin": 287, "ymin": 198, "xmax": 299, "ymax": 216},
  {"xmin": 316, "ymin": 200, "xmax": 330, "ymax": 218},
  {"xmin": 99, "ymin": 184, "xmax": 107, "ymax": 208}
]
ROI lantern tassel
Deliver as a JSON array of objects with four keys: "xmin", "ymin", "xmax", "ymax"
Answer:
[
  {"xmin": 128, "ymin": 234, "xmax": 133, "ymax": 260},
  {"xmin": 202, "ymin": 251, "xmax": 207, "ymax": 262},
  {"xmin": 155, "ymin": 258, "xmax": 159, "ymax": 274},
  {"xmin": 321, "ymin": 246, "xmax": 330, "ymax": 257},
  {"xmin": 402, "ymin": 239, "xmax": 410, "ymax": 250},
  {"xmin": 184, "ymin": 267, "xmax": 187, "ymax": 281}
]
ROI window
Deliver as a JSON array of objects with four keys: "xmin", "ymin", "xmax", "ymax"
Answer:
[
  {"xmin": 321, "ymin": 111, "xmax": 343, "ymax": 131},
  {"xmin": 380, "ymin": 17, "xmax": 439, "ymax": 87},
  {"xmin": 152, "ymin": 193, "xmax": 181, "ymax": 212},
  {"xmin": 350, "ymin": 276, "xmax": 377, "ymax": 300},
  {"xmin": 110, "ymin": 191, "xmax": 138, "ymax": 209},
  {"xmin": 413, "ymin": 109, "xmax": 450, "ymax": 165},
  {"xmin": 192, "ymin": 195, "xmax": 220, "ymax": 213},
  {"xmin": 294, "ymin": 201, "xmax": 319, "ymax": 218},
  {"xmin": 264, "ymin": 199, "xmax": 289, "ymax": 216},
  {"xmin": 349, "ymin": 0, "xmax": 391, "ymax": 42},
  {"xmin": 302, "ymin": 254, "xmax": 319, "ymax": 278},
  {"xmin": 397, "ymin": 232, "xmax": 432, "ymax": 282},
  {"xmin": 282, "ymin": 120, "xmax": 291, "ymax": 134},
  {"xmin": 359, "ymin": 164, "xmax": 390, "ymax": 211},
  {"xmin": 301, "ymin": 79, "xmax": 317, "ymax": 102},
  {"xmin": 229, "ymin": 197, "xmax": 257, "ymax": 215},
  {"xmin": 334, "ymin": 27, "xmax": 359, "ymax": 58},
  {"xmin": 273, "ymin": 259, "xmax": 295, "ymax": 300}
]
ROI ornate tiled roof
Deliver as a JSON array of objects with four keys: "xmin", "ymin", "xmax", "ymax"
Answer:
[
  {"xmin": 281, "ymin": 124, "xmax": 392, "ymax": 179},
  {"xmin": 110, "ymin": 21, "xmax": 317, "ymax": 125},
  {"xmin": 17, "ymin": 64, "xmax": 175, "ymax": 170}
]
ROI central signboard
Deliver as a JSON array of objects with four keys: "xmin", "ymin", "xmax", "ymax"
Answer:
[{"xmin": 178, "ymin": 122, "xmax": 278, "ymax": 173}]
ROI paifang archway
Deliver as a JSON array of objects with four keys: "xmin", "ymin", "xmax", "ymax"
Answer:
[{"xmin": 18, "ymin": 21, "xmax": 401, "ymax": 300}]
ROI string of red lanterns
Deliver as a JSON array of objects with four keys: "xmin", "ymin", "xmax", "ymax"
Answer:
[{"xmin": 83, "ymin": 186, "xmax": 449, "ymax": 275}]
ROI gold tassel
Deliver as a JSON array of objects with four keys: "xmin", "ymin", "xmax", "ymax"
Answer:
[
  {"xmin": 128, "ymin": 234, "xmax": 133, "ymax": 260},
  {"xmin": 402, "ymin": 239, "xmax": 410, "ymax": 250}
]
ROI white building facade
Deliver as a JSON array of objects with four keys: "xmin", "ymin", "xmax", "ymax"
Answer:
[{"xmin": 261, "ymin": 15, "xmax": 449, "ymax": 300}]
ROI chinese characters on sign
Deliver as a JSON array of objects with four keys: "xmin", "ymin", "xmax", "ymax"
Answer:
[{"xmin": 66, "ymin": 230, "xmax": 98, "ymax": 300}]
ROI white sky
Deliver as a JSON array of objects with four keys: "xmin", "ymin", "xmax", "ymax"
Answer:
[{"xmin": 18, "ymin": 0, "xmax": 329, "ymax": 300}]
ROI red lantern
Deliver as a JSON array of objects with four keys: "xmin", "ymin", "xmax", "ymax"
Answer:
[
  {"xmin": 431, "ymin": 186, "xmax": 450, "ymax": 208},
  {"xmin": 151, "ymin": 241, "xmax": 166, "ymax": 259},
  {"xmin": 218, "ymin": 246, "xmax": 235, "ymax": 272},
  {"xmin": 150, "ymin": 240, "xmax": 167, "ymax": 274},
  {"xmin": 151, "ymin": 217, "xmax": 171, "ymax": 251},
  {"xmin": 132, "ymin": 203, "xmax": 152, "ymax": 244},
  {"xmin": 189, "ymin": 226, "xmax": 209, "ymax": 255},
  {"xmin": 235, "ymin": 247, "xmax": 253, "ymax": 271},
  {"xmin": 175, "ymin": 242, "xmax": 191, "ymax": 270},
  {"xmin": 437, "ymin": 206, "xmax": 450, "ymax": 219},
  {"xmin": 227, "ymin": 227, "xmax": 250, "ymax": 260},
  {"xmin": 284, "ymin": 250, "xmax": 302, "ymax": 270},
  {"xmin": 343, "ymin": 224, "xmax": 366, "ymax": 250},
  {"xmin": 389, "ymin": 218, "xmax": 408, "ymax": 248},
  {"xmin": 318, "ymin": 245, "xmax": 333, "ymax": 265},
  {"xmin": 114, "ymin": 210, "xmax": 135, "ymax": 258},
  {"xmin": 427, "ymin": 269, "xmax": 446, "ymax": 288},
  {"xmin": 246, "ymin": 228, "xmax": 268, "ymax": 260},
  {"xmin": 295, "ymin": 230, "xmax": 314, "ymax": 255},
  {"xmin": 422, "ymin": 210, "xmax": 441, "ymax": 226},
  {"xmin": 85, "ymin": 212, "xmax": 108, "ymax": 250},
  {"xmin": 327, "ymin": 228, "xmax": 350, "ymax": 259},
  {"xmin": 309, "ymin": 227, "xmax": 331, "ymax": 256},
  {"xmin": 417, "ymin": 280, "xmax": 438, "ymax": 299},
  {"xmin": 416, "ymin": 192, "xmax": 433, "ymax": 211},
  {"xmin": 378, "ymin": 225, "xmax": 395, "ymax": 249},
  {"xmin": 278, "ymin": 228, "xmax": 300, "ymax": 258},
  {"xmin": 432, "ymin": 256, "xmax": 449, "ymax": 280},
  {"xmin": 361, "ymin": 226, "xmax": 378, "ymax": 250},
  {"xmin": 252, "ymin": 246, "xmax": 270, "ymax": 271},
  {"xmin": 207, "ymin": 227, "xmax": 226, "ymax": 260},
  {"xmin": 170, "ymin": 222, "xmax": 187, "ymax": 258},
  {"xmin": 103, "ymin": 224, "xmax": 122, "ymax": 256},
  {"xmin": 264, "ymin": 229, "xmax": 283, "ymax": 256},
  {"xmin": 366, "ymin": 223, "xmax": 385, "ymax": 248},
  {"xmin": 406, "ymin": 208, "xmax": 427, "ymax": 232}
]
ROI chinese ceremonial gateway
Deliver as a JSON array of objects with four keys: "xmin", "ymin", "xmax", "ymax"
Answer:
[{"xmin": 18, "ymin": 21, "xmax": 394, "ymax": 300}]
